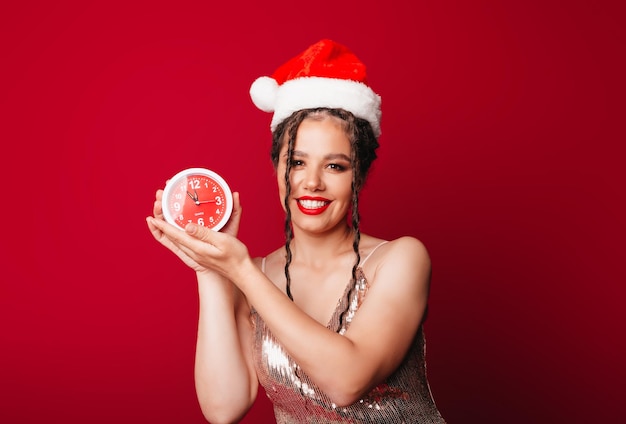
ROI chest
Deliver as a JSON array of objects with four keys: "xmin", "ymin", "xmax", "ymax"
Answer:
[{"xmin": 288, "ymin": 267, "xmax": 353, "ymax": 325}]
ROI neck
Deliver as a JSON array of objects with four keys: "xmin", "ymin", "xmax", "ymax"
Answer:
[{"xmin": 289, "ymin": 225, "xmax": 355, "ymax": 267}]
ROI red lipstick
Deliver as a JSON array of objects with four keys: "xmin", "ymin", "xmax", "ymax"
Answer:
[{"xmin": 296, "ymin": 196, "xmax": 331, "ymax": 215}]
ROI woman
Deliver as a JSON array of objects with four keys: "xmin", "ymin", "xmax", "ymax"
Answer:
[{"xmin": 147, "ymin": 39, "xmax": 445, "ymax": 424}]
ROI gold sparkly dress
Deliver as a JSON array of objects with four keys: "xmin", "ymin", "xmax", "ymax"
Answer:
[{"xmin": 252, "ymin": 247, "xmax": 446, "ymax": 424}]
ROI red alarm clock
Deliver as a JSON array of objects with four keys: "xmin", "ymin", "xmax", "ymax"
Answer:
[{"xmin": 162, "ymin": 168, "xmax": 233, "ymax": 231}]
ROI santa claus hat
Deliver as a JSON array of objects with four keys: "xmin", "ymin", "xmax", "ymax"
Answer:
[{"xmin": 249, "ymin": 39, "xmax": 382, "ymax": 138}]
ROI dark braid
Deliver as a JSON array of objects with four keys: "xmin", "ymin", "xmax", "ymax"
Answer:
[
  {"xmin": 283, "ymin": 134, "xmax": 295, "ymax": 301},
  {"xmin": 340, "ymin": 136, "xmax": 363, "ymax": 330},
  {"xmin": 271, "ymin": 108, "xmax": 379, "ymax": 306},
  {"xmin": 340, "ymin": 111, "xmax": 375, "ymax": 330},
  {"xmin": 273, "ymin": 111, "xmax": 310, "ymax": 301}
]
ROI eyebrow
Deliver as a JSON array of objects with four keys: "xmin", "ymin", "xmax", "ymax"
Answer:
[{"xmin": 289, "ymin": 150, "xmax": 351, "ymax": 162}]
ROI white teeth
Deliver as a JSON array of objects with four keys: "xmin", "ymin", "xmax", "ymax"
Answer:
[{"xmin": 298, "ymin": 199, "xmax": 328, "ymax": 209}]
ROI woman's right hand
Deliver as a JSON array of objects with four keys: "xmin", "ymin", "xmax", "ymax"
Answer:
[{"xmin": 146, "ymin": 188, "xmax": 243, "ymax": 276}]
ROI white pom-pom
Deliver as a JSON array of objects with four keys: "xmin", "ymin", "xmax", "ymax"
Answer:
[{"xmin": 249, "ymin": 76, "xmax": 278, "ymax": 112}]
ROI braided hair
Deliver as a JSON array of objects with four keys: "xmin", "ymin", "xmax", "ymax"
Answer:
[{"xmin": 270, "ymin": 108, "xmax": 380, "ymax": 305}]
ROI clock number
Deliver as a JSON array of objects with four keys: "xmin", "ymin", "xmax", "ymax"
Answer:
[
  {"xmin": 212, "ymin": 186, "xmax": 218, "ymax": 192},
  {"xmin": 198, "ymin": 218, "xmax": 205, "ymax": 226},
  {"xmin": 173, "ymin": 202, "xmax": 181, "ymax": 212},
  {"xmin": 209, "ymin": 217, "xmax": 214, "ymax": 223},
  {"xmin": 189, "ymin": 179, "xmax": 201, "ymax": 189},
  {"xmin": 215, "ymin": 196, "xmax": 222, "ymax": 205}
]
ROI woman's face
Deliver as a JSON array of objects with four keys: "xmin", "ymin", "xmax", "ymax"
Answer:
[{"xmin": 276, "ymin": 115, "xmax": 354, "ymax": 235}]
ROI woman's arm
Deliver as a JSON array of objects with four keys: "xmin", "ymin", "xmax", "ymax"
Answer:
[
  {"xmin": 147, "ymin": 191, "xmax": 258, "ymax": 423},
  {"xmin": 236, "ymin": 237, "xmax": 429, "ymax": 406},
  {"xmin": 150, "ymin": 220, "xmax": 430, "ymax": 408},
  {"xmin": 194, "ymin": 272, "xmax": 257, "ymax": 424}
]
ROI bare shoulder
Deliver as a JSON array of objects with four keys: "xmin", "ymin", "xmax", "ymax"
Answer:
[
  {"xmin": 360, "ymin": 235, "xmax": 431, "ymax": 290},
  {"xmin": 362, "ymin": 235, "xmax": 430, "ymax": 268},
  {"xmin": 251, "ymin": 246, "xmax": 285, "ymax": 270},
  {"xmin": 386, "ymin": 236, "xmax": 430, "ymax": 264},
  {"xmin": 250, "ymin": 247, "xmax": 286, "ymax": 291}
]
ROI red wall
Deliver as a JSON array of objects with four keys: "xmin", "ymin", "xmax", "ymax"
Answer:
[{"xmin": 1, "ymin": 1, "xmax": 624, "ymax": 422}]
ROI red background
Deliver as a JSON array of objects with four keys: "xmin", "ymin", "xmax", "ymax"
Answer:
[{"xmin": 1, "ymin": 1, "xmax": 624, "ymax": 423}]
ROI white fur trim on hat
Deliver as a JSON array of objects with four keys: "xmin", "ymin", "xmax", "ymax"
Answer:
[{"xmin": 253, "ymin": 76, "xmax": 382, "ymax": 138}]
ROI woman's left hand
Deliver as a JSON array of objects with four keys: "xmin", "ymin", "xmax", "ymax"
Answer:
[{"xmin": 146, "ymin": 192, "xmax": 251, "ymax": 280}]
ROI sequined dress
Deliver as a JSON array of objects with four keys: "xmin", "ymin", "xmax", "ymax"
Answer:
[{"xmin": 252, "ymin": 247, "xmax": 446, "ymax": 423}]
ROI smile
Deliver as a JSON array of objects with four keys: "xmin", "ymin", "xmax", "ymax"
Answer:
[{"xmin": 296, "ymin": 197, "xmax": 331, "ymax": 215}]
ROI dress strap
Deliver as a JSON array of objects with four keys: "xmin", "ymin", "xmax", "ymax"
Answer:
[
  {"xmin": 261, "ymin": 256, "xmax": 267, "ymax": 274},
  {"xmin": 360, "ymin": 241, "xmax": 389, "ymax": 267}
]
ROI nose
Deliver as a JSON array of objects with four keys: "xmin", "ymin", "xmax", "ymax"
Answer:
[{"xmin": 304, "ymin": 168, "xmax": 324, "ymax": 191}]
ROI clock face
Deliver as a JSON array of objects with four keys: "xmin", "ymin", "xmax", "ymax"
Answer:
[{"xmin": 162, "ymin": 168, "xmax": 233, "ymax": 232}]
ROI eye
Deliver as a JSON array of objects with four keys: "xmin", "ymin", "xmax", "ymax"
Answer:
[
  {"xmin": 292, "ymin": 159, "xmax": 305, "ymax": 167},
  {"xmin": 327, "ymin": 163, "xmax": 347, "ymax": 172}
]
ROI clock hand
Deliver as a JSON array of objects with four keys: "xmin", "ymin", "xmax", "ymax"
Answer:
[
  {"xmin": 193, "ymin": 189, "xmax": 204, "ymax": 205},
  {"xmin": 196, "ymin": 199, "xmax": 217, "ymax": 204},
  {"xmin": 187, "ymin": 191, "xmax": 199, "ymax": 203}
]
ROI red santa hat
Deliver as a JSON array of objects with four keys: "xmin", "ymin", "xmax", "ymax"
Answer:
[{"xmin": 249, "ymin": 39, "xmax": 382, "ymax": 138}]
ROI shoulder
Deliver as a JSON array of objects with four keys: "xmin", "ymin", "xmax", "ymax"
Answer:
[
  {"xmin": 361, "ymin": 235, "xmax": 431, "ymax": 290},
  {"xmin": 387, "ymin": 236, "xmax": 430, "ymax": 265},
  {"xmin": 362, "ymin": 235, "xmax": 430, "ymax": 269},
  {"xmin": 251, "ymin": 246, "xmax": 286, "ymax": 270},
  {"xmin": 251, "ymin": 247, "xmax": 287, "ymax": 291}
]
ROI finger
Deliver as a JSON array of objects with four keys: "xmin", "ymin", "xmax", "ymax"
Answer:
[
  {"xmin": 153, "ymin": 200, "xmax": 165, "ymax": 220},
  {"xmin": 150, "ymin": 216, "xmax": 224, "ymax": 268},
  {"xmin": 177, "ymin": 222, "xmax": 226, "ymax": 263},
  {"xmin": 153, "ymin": 190, "xmax": 165, "ymax": 219},
  {"xmin": 146, "ymin": 216, "xmax": 165, "ymax": 242},
  {"xmin": 148, "ymin": 217, "xmax": 194, "ymax": 252},
  {"xmin": 185, "ymin": 222, "xmax": 224, "ymax": 246},
  {"xmin": 221, "ymin": 192, "xmax": 242, "ymax": 234},
  {"xmin": 232, "ymin": 192, "xmax": 242, "ymax": 220},
  {"xmin": 147, "ymin": 215, "xmax": 176, "ymax": 237}
]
